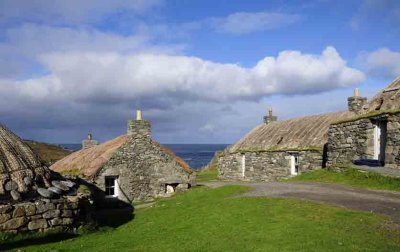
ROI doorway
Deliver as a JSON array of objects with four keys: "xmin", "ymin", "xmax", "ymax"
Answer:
[
  {"xmin": 290, "ymin": 154, "xmax": 299, "ymax": 175},
  {"xmin": 373, "ymin": 121, "xmax": 387, "ymax": 165}
]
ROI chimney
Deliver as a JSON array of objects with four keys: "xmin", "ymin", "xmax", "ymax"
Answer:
[
  {"xmin": 264, "ymin": 106, "xmax": 278, "ymax": 124},
  {"xmin": 127, "ymin": 109, "xmax": 151, "ymax": 140},
  {"xmin": 82, "ymin": 133, "xmax": 98, "ymax": 149},
  {"xmin": 348, "ymin": 88, "xmax": 367, "ymax": 114}
]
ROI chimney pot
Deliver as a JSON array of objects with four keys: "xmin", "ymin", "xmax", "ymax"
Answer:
[{"xmin": 136, "ymin": 110, "xmax": 142, "ymax": 121}]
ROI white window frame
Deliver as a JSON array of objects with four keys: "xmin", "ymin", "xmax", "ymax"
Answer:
[
  {"xmin": 373, "ymin": 123, "xmax": 381, "ymax": 160},
  {"xmin": 105, "ymin": 176, "xmax": 119, "ymax": 198}
]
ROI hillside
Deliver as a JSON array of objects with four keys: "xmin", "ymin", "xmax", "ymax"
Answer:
[{"xmin": 23, "ymin": 140, "xmax": 73, "ymax": 166}]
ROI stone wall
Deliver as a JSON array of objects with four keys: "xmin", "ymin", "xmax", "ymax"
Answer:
[
  {"xmin": 218, "ymin": 150, "xmax": 323, "ymax": 181},
  {"xmin": 0, "ymin": 197, "xmax": 82, "ymax": 233},
  {"xmin": 328, "ymin": 112, "xmax": 400, "ymax": 169}
]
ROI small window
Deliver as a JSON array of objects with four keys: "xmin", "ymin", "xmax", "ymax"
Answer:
[{"xmin": 105, "ymin": 176, "xmax": 118, "ymax": 197}]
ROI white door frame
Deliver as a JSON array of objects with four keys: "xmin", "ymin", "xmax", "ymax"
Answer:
[
  {"xmin": 373, "ymin": 123, "xmax": 381, "ymax": 160},
  {"xmin": 241, "ymin": 154, "xmax": 245, "ymax": 177},
  {"xmin": 290, "ymin": 155, "xmax": 298, "ymax": 175}
]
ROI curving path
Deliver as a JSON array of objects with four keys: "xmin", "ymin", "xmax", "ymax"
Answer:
[{"xmin": 201, "ymin": 181, "xmax": 400, "ymax": 221}]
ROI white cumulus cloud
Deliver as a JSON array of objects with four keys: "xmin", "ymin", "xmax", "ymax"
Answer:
[{"xmin": 359, "ymin": 48, "xmax": 400, "ymax": 79}]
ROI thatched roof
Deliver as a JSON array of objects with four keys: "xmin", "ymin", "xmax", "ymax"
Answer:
[
  {"xmin": 228, "ymin": 111, "xmax": 355, "ymax": 153},
  {"xmin": 363, "ymin": 76, "xmax": 400, "ymax": 113},
  {"xmin": 50, "ymin": 135, "xmax": 192, "ymax": 178},
  {"xmin": 0, "ymin": 124, "xmax": 52, "ymax": 195}
]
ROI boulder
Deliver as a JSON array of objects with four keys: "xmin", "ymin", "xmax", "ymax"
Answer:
[
  {"xmin": 23, "ymin": 176, "xmax": 32, "ymax": 186},
  {"xmin": 12, "ymin": 205, "xmax": 25, "ymax": 218},
  {"xmin": 0, "ymin": 217, "xmax": 27, "ymax": 230},
  {"xmin": 0, "ymin": 205, "xmax": 12, "ymax": 214},
  {"xmin": 0, "ymin": 213, "xmax": 11, "ymax": 224},
  {"xmin": 52, "ymin": 181, "xmax": 69, "ymax": 191},
  {"xmin": 61, "ymin": 180, "xmax": 75, "ymax": 188},
  {"xmin": 10, "ymin": 190, "xmax": 21, "ymax": 201},
  {"xmin": 24, "ymin": 204, "xmax": 36, "ymax": 216},
  {"xmin": 5, "ymin": 181, "xmax": 18, "ymax": 191},
  {"xmin": 48, "ymin": 186, "xmax": 62, "ymax": 195},
  {"xmin": 28, "ymin": 219, "xmax": 48, "ymax": 230},
  {"xmin": 36, "ymin": 202, "xmax": 55, "ymax": 213},
  {"xmin": 37, "ymin": 188, "xmax": 55, "ymax": 198},
  {"xmin": 42, "ymin": 209, "xmax": 60, "ymax": 219}
]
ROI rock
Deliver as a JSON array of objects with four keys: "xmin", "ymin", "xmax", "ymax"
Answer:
[
  {"xmin": 12, "ymin": 205, "xmax": 25, "ymax": 218},
  {"xmin": 5, "ymin": 181, "xmax": 18, "ymax": 191},
  {"xmin": 42, "ymin": 210, "xmax": 60, "ymax": 219},
  {"xmin": 61, "ymin": 210, "xmax": 73, "ymax": 218},
  {"xmin": 24, "ymin": 204, "xmax": 36, "ymax": 216},
  {"xmin": 10, "ymin": 190, "xmax": 21, "ymax": 201},
  {"xmin": 50, "ymin": 218, "xmax": 62, "ymax": 226},
  {"xmin": 37, "ymin": 188, "xmax": 55, "ymax": 198},
  {"xmin": 0, "ymin": 217, "xmax": 27, "ymax": 230},
  {"xmin": 48, "ymin": 186, "xmax": 62, "ymax": 195},
  {"xmin": 28, "ymin": 219, "xmax": 48, "ymax": 230},
  {"xmin": 36, "ymin": 202, "xmax": 55, "ymax": 213},
  {"xmin": 0, "ymin": 213, "xmax": 11, "ymax": 224},
  {"xmin": 52, "ymin": 181, "xmax": 69, "ymax": 191},
  {"xmin": 61, "ymin": 180, "xmax": 75, "ymax": 188},
  {"xmin": 0, "ymin": 205, "xmax": 12, "ymax": 214},
  {"xmin": 66, "ymin": 188, "xmax": 77, "ymax": 196},
  {"xmin": 62, "ymin": 218, "xmax": 74, "ymax": 225},
  {"xmin": 23, "ymin": 176, "xmax": 32, "ymax": 186}
]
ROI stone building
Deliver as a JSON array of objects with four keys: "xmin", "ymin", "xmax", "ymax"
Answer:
[
  {"xmin": 218, "ymin": 102, "xmax": 356, "ymax": 181},
  {"xmin": 51, "ymin": 110, "xmax": 195, "ymax": 204},
  {"xmin": 328, "ymin": 77, "xmax": 400, "ymax": 169},
  {"xmin": 0, "ymin": 124, "xmax": 90, "ymax": 233}
]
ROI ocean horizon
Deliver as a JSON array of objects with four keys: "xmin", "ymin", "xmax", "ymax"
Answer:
[{"xmin": 59, "ymin": 143, "xmax": 229, "ymax": 170}]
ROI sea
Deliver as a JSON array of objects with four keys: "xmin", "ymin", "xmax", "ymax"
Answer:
[{"xmin": 60, "ymin": 143, "xmax": 229, "ymax": 170}]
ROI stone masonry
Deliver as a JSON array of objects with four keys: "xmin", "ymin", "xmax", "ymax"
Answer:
[
  {"xmin": 0, "ymin": 196, "xmax": 81, "ymax": 233},
  {"xmin": 328, "ymin": 113, "xmax": 400, "ymax": 169},
  {"xmin": 218, "ymin": 150, "xmax": 323, "ymax": 181}
]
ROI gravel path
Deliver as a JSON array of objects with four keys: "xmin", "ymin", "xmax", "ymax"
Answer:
[{"xmin": 201, "ymin": 181, "xmax": 400, "ymax": 221}]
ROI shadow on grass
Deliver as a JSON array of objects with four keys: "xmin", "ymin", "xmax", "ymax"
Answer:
[
  {"xmin": 0, "ymin": 232, "xmax": 78, "ymax": 251},
  {"xmin": 96, "ymin": 206, "xmax": 135, "ymax": 228}
]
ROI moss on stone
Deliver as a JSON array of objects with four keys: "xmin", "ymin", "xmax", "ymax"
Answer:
[{"xmin": 332, "ymin": 109, "xmax": 400, "ymax": 125}]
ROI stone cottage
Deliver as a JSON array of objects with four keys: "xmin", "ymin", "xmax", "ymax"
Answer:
[
  {"xmin": 218, "ymin": 103, "xmax": 356, "ymax": 181},
  {"xmin": 51, "ymin": 110, "xmax": 195, "ymax": 204},
  {"xmin": 0, "ymin": 123, "xmax": 90, "ymax": 233},
  {"xmin": 328, "ymin": 77, "xmax": 400, "ymax": 169}
]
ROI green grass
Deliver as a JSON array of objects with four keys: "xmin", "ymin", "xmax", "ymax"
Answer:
[
  {"xmin": 196, "ymin": 168, "xmax": 218, "ymax": 181},
  {"xmin": 288, "ymin": 168, "xmax": 400, "ymax": 191},
  {"xmin": 2, "ymin": 186, "xmax": 399, "ymax": 251}
]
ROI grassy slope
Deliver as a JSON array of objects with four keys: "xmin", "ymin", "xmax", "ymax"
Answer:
[
  {"xmin": 288, "ymin": 168, "xmax": 400, "ymax": 191},
  {"xmin": 3, "ymin": 186, "xmax": 399, "ymax": 251},
  {"xmin": 196, "ymin": 154, "xmax": 219, "ymax": 181},
  {"xmin": 24, "ymin": 140, "xmax": 72, "ymax": 166}
]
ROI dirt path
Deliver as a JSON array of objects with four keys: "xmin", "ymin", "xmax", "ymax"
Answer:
[{"xmin": 201, "ymin": 181, "xmax": 400, "ymax": 221}]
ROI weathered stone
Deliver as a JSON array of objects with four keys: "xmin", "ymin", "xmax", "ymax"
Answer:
[
  {"xmin": 24, "ymin": 204, "xmax": 36, "ymax": 216},
  {"xmin": 48, "ymin": 186, "xmax": 62, "ymax": 195},
  {"xmin": 36, "ymin": 202, "xmax": 55, "ymax": 213},
  {"xmin": 5, "ymin": 181, "xmax": 18, "ymax": 191},
  {"xmin": 42, "ymin": 209, "xmax": 60, "ymax": 219},
  {"xmin": 62, "ymin": 218, "xmax": 74, "ymax": 225},
  {"xmin": 12, "ymin": 205, "xmax": 25, "ymax": 218},
  {"xmin": 0, "ymin": 205, "xmax": 12, "ymax": 214},
  {"xmin": 52, "ymin": 181, "xmax": 69, "ymax": 191},
  {"xmin": 23, "ymin": 176, "xmax": 32, "ymax": 186},
  {"xmin": 50, "ymin": 218, "xmax": 63, "ymax": 226},
  {"xmin": 28, "ymin": 219, "xmax": 48, "ymax": 230},
  {"xmin": 0, "ymin": 213, "xmax": 11, "ymax": 224},
  {"xmin": 10, "ymin": 190, "xmax": 21, "ymax": 201},
  {"xmin": 61, "ymin": 210, "xmax": 73, "ymax": 218},
  {"xmin": 37, "ymin": 188, "xmax": 55, "ymax": 198},
  {"xmin": 0, "ymin": 217, "xmax": 27, "ymax": 230},
  {"xmin": 61, "ymin": 180, "xmax": 75, "ymax": 188}
]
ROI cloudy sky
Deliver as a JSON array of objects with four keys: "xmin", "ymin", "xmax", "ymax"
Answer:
[{"xmin": 0, "ymin": 0, "xmax": 399, "ymax": 144}]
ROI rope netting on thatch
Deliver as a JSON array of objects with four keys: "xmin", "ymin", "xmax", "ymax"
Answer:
[{"xmin": 0, "ymin": 124, "xmax": 52, "ymax": 196}]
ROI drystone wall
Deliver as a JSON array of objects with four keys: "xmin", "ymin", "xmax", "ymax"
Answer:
[
  {"xmin": 0, "ymin": 196, "xmax": 84, "ymax": 233},
  {"xmin": 328, "ymin": 113, "xmax": 400, "ymax": 169},
  {"xmin": 218, "ymin": 150, "xmax": 323, "ymax": 181}
]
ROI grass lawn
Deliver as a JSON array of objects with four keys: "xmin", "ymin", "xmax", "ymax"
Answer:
[
  {"xmin": 2, "ymin": 186, "xmax": 399, "ymax": 251},
  {"xmin": 288, "ymin": 168, "xmax": 400, "ymax": 192},
  {"xmin": 196, "ymin": 168, "xmax": 218, "ymax": 181}
]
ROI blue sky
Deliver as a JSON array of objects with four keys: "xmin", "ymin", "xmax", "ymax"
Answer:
[{"xmin": 0, "ymin": 0, "xmax": 399, "ymax": 144}]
